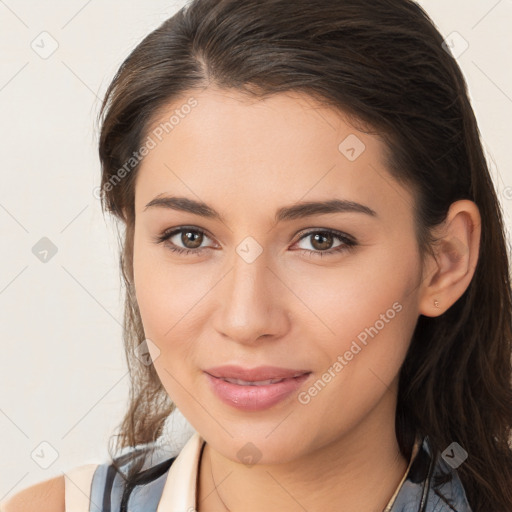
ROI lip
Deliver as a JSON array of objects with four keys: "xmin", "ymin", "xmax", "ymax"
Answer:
[
  {"xmin": 204, "ymin": 365, "xmax": 311, "ymax": 381},
  {"xmin": 204, "ymin": 366, "xmax": 312, "ymax": 412}
]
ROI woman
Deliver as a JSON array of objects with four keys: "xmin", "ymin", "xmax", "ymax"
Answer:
[{"xmin": 2, "ymin": 0, "xmax": 511, "ymax": 510}]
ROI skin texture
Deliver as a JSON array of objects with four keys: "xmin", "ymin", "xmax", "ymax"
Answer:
[
  {"xmin": 131, "ymin": 87, "xmax": 481, "ymax": 511},
  {"xmin": 0, "ymin": 475, "xmax": 65, "ymax": 512}
]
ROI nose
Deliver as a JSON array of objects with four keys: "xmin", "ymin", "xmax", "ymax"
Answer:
[{"xmin": 212, "ymin": 248, "xmax": 289, "ymax": 345}]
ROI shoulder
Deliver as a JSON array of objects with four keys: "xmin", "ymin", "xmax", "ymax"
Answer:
[
  {"xmin": 0, "ymin": 462, "xmax": 100, "ymax": 512},
  {"xmin": 0, "ymin": 474, "xmax": 65, "ymax": 512}
]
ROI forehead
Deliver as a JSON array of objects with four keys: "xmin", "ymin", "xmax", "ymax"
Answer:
[{"xmin": 134, "ymin": 88, "xmax": 414, "ymax": 223}]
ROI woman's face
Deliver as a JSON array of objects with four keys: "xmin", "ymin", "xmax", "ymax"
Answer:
[{"xmin": 132, "ymin": 87, "xmax": 424, "ymax": 464}]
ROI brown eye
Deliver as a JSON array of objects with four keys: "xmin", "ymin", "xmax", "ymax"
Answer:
[
  {"xmin": 310, "ymin": 232, "xmax": 334, "ymax": 251},
  {"xmin": 154, "ymin": 226, "xmax": 216, "ymax": 255},
  {"xmin": 181, "ymin": 230, "xmax": 203, "ymax": 249},
  {"xmin": 294, "ymin": 229, "xmax": 357, "ymax": 258}
]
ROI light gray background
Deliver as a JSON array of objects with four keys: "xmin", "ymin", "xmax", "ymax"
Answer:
[{"xmin": 0, "ymin": 0, "xmax": 511, "ymax": 501}]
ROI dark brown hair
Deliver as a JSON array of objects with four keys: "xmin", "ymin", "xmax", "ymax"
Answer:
[{"xmin": 97, "ymin": 0, "xmax": 512, "ymax": 509}]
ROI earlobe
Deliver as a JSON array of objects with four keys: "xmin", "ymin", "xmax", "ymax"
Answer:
[{"xmin": 418, "ymin": 200, "xmax": 481, "ymax": 317}]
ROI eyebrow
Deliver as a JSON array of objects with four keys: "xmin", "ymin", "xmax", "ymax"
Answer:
[{"xmin": 143, "ymin": 195, "xmax": 377, "ymax": 223}]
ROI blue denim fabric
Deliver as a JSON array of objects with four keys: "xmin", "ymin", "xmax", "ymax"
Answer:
[
  {"xmin": 388, "ymin": 436, "xmax": 473, "ymax": 511},
  {"xmin": 89, "ymin": 435, "xmax": 473, "ymax": 511}
]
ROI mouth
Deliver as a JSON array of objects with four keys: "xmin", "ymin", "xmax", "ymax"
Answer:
[
  {"xmin": 203, "ymin": 364, "xmax": 311, "ymax": 382},
  {"xmin": 204, "ymin": 370, "xmax": 312, "ymax": 411},
  {"xmin": 217, "ymin": 376, "xmax": 301, "ymax": 386}
]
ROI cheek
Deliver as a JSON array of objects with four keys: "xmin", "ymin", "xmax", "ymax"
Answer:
[
  {"xmin": 288, "ymin": 244, "xmax": 419, "ymax": 391},
  {"xmin": 287, "ymin": 242, "xmax": 418, "ymax": 342},
  {"xmin": 132, "ymin": 244, "xmax": 221, "ymax": 406},
  {"xmin": 133, "ymin": 238, "xmax": 209, "ymax": 339},
  {"xmin": 132, "ymin": 251, "xmax": 206, "ymax": 405},
  {"xmin": 291, "ymin": 265, "xmax": 418, "ymax": 441}
]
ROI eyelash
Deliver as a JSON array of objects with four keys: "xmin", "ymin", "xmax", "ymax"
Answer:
[{"xmin": 153, "ymin": 226, "xmax": 357, "ymax": 258}]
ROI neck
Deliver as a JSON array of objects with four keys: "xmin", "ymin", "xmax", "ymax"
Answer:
[{"xmin": 197, "ymin": 382, "xmax": 410, "ymax": 512}]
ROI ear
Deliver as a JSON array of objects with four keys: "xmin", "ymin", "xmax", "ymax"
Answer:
[{"xmin": 418, "ymin": 199, "xmax": 481, "ymax": 317}]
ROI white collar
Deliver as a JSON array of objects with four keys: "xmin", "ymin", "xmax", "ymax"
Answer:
[{"xmin": 157, "ymin": 431, "xmax": 205, "ymax": 511}]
